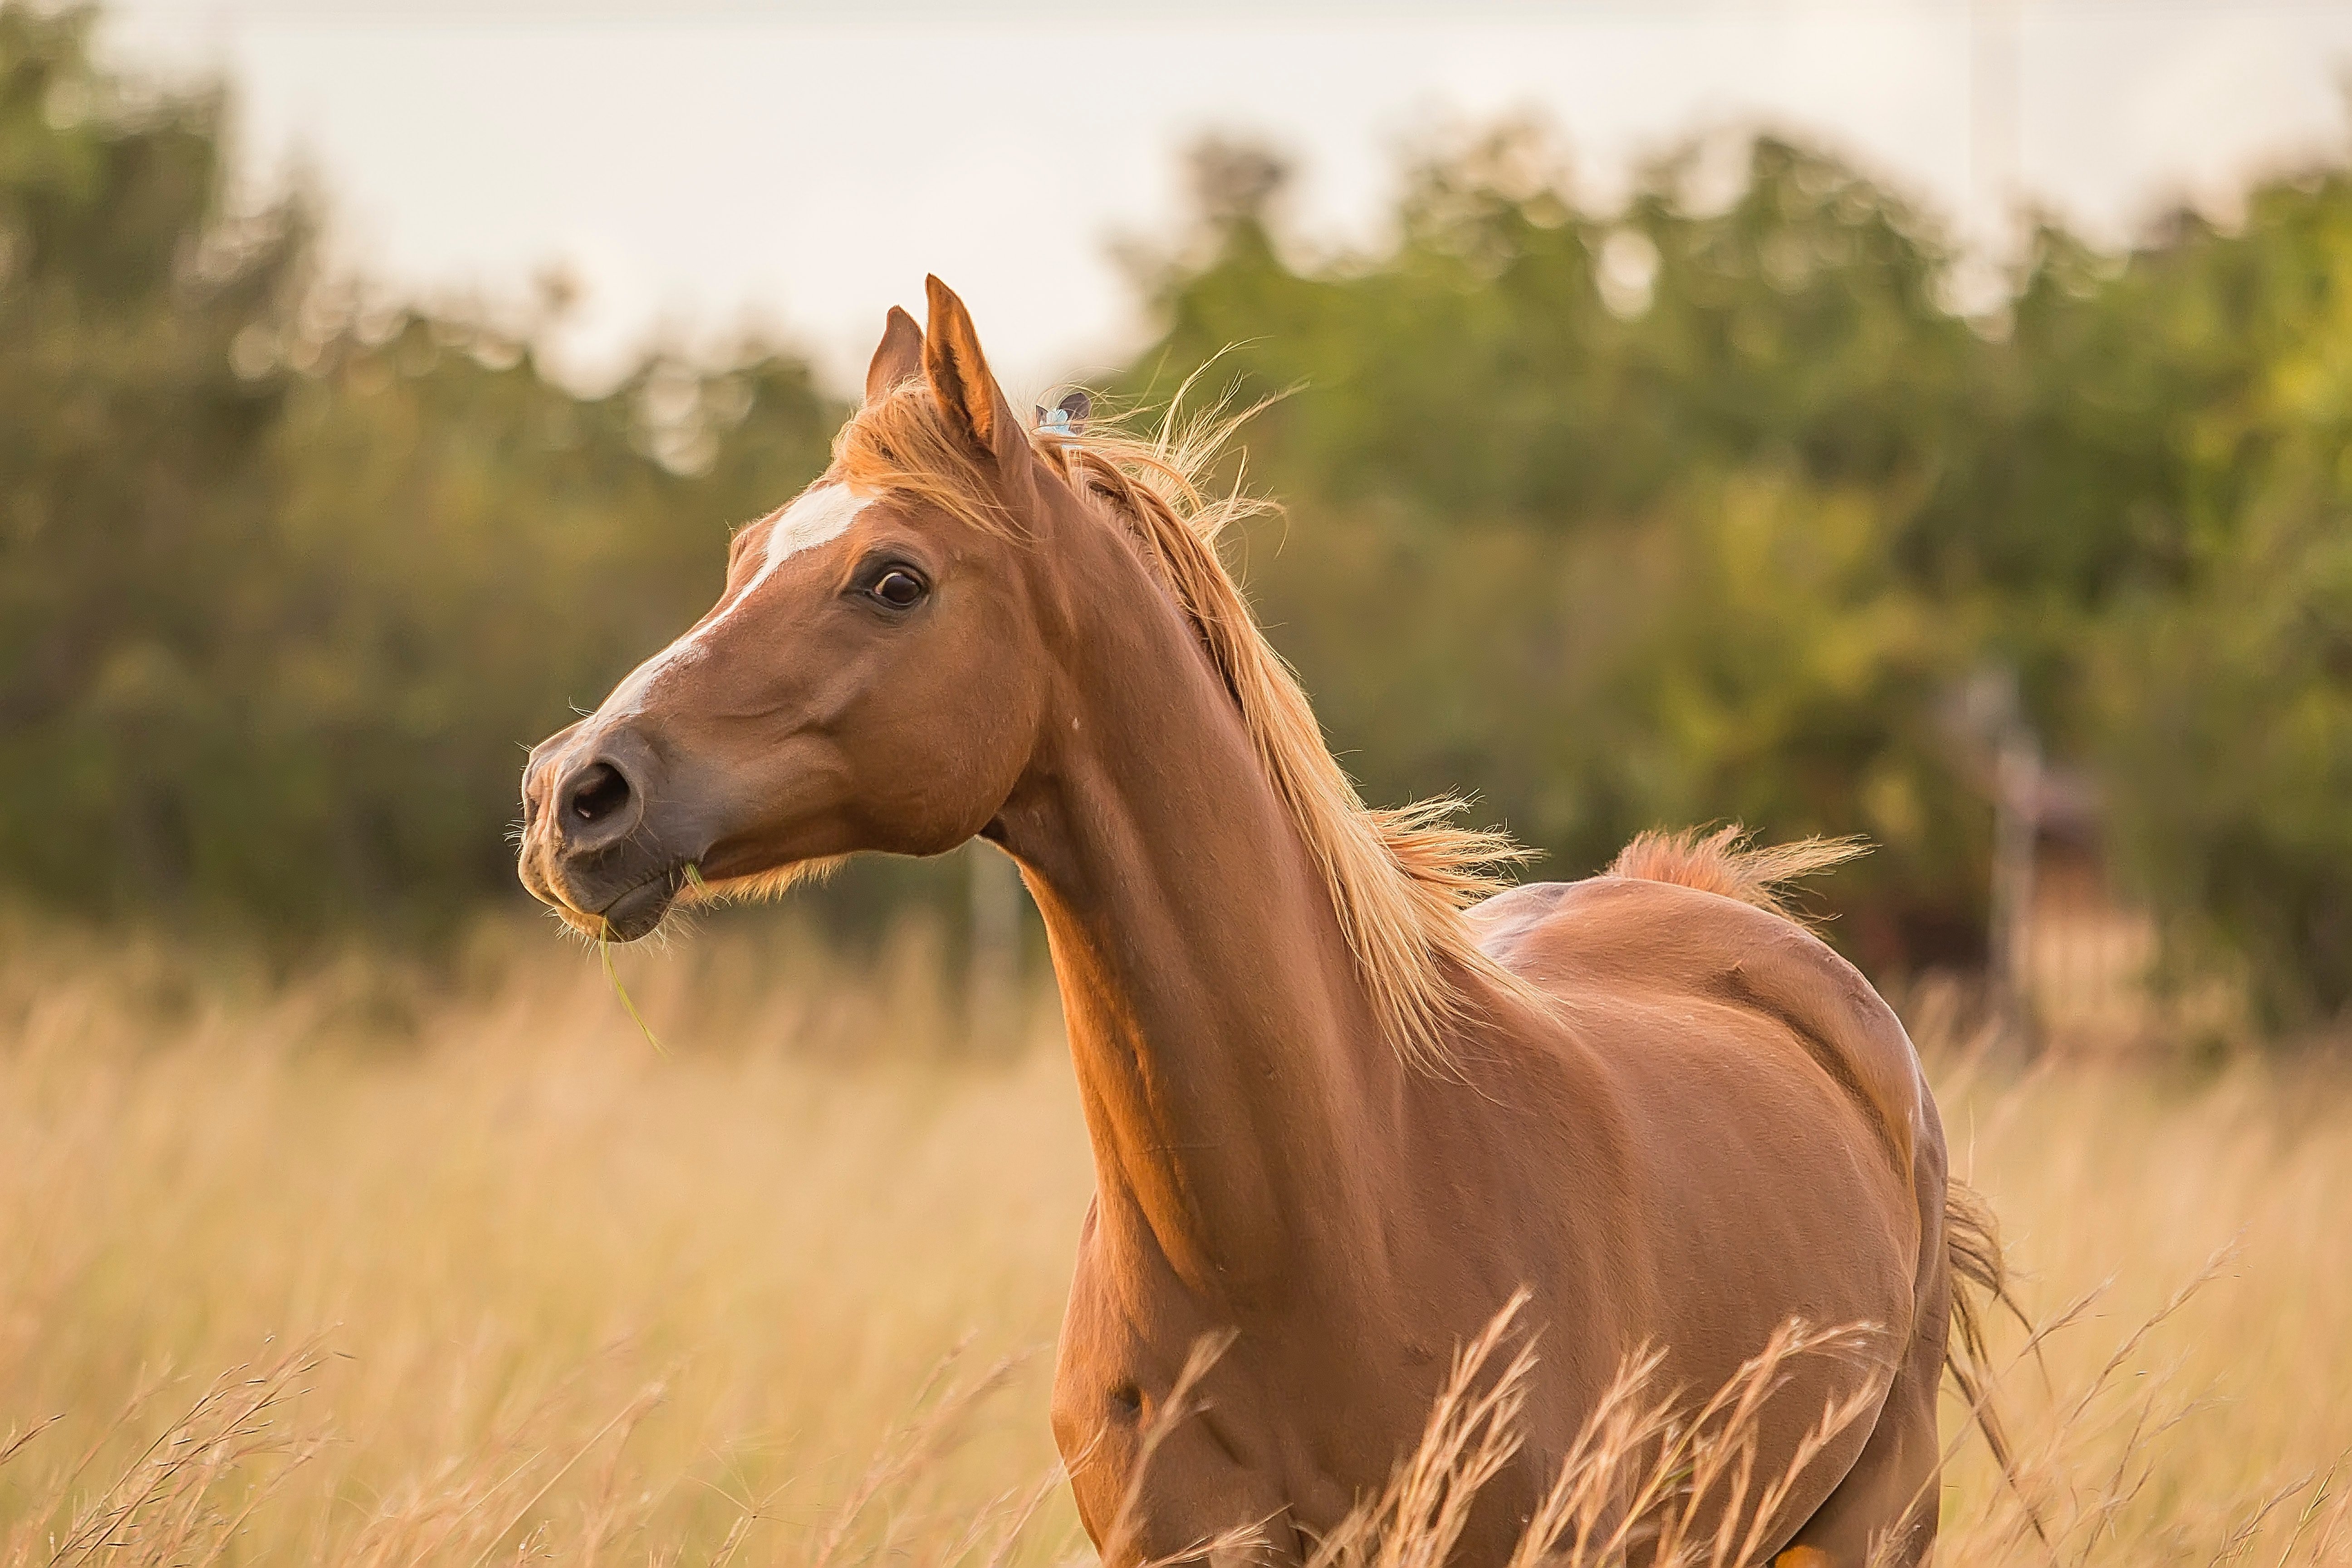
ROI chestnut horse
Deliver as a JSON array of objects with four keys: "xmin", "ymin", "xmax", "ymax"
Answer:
[{"xmin": 518, "ymin": 278, "xmax": 2007, "ymax": 1567}]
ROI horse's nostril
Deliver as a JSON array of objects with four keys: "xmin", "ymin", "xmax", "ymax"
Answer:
[{"xmin": 564, "ymin": 761, "xmax": 634, "ymax": 830}]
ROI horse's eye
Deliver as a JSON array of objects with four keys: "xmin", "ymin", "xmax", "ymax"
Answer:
[{"xmin": 872, "ymin": 568, "xmax": 926, "ymax": 609}]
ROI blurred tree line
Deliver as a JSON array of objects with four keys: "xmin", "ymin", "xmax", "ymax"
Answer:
[
  {"xmin": 1127, "ymin": 131, "xmax": 2352, "ymax": 1029},
  {"xmin": 2, "ymin": 5, "xmax": 2348, "ymax": 1026},
  {"xmin": 0, "ymin": 5, "xmax": 841, "ymax": 936}
]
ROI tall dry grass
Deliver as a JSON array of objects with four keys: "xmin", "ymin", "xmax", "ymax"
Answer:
[{"xmin": 0, "ymin": 910, "xmax": 2346, "ymax": 1565}]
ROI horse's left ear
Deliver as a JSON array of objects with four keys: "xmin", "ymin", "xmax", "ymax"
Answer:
[
  {"xmin": 864, "ymin": 305, "xmax": 924, "ymax": 404},
  {"xmin": 922, "ymin": 275, "xmax": 1029, "ymax": 475}
]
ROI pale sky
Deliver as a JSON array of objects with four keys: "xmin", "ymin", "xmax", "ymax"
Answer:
[{"xmin": 99, "ymin": 1, "xmax": 2352, "ymax": 399}]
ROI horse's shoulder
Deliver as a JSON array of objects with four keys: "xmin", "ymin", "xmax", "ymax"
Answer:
[{"xmin": 1474, "ymin": 876, "xmax": 1929, "ymax": 1169}]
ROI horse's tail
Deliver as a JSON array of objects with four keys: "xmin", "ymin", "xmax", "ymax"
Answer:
[
  {"xmin": 1943, "ymin": 1176, "xmax": 2050, "ymax": 1545},
  {"xmin": 1605, "ymin": 825, "xmax": 1867, "ymax": 925}
]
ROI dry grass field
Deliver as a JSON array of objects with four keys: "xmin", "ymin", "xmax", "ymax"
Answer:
[{"xmin": 1, "ymin": 908, "xmax": 2347, "ymax": 1566}]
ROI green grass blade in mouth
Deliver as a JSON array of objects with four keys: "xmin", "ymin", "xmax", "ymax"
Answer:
[{"xmin": 600, "ymin": 935, "xmax": 666, "ymax": 1056}]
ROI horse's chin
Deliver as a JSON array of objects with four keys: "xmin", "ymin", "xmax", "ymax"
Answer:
[
  {"xmin": 542, "ymin": 872, "xmax": 678, "ymax": 941},
  {"xmin": 592, "ymin": 876, "xmax": 680, "ymax": 942},
  {"xmin": 543, "ymin": 853, "xmax": 842, "ymax": 941}
]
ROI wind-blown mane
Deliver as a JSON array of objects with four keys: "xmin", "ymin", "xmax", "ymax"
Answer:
[
  {"xmin": 1608, "ymin": 825, "xmax": 1867, "ymax": 925},
  {"xmin": 834, "ymin": 381, "xmax": 1534, "ymax": 1075}
]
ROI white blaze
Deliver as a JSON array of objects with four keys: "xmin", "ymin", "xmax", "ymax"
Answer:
[{"xmin": 594, "ymin": 482, "xmax": 868, "ymax": 720}]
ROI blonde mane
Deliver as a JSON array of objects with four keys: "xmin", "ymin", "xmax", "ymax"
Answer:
[
  {"xmin": 1607, "ymin": 825, "xmax": 1867, "ymax": 925},
  {"xmin": 835, "ymin": 380, "xmax": 1537, "ymax": 1075}
]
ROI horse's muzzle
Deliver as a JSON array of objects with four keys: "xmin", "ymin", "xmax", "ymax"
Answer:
[{"xmin": 519, "ymin": 724, "xmax": 697, "ymax": 941}]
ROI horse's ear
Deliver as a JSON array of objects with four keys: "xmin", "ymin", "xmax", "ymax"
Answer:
[
  {"xmin": 922, "ymin": 275, "xmax": 1024, "ymax": 470},
  {"xmin": 864, "ymin": 305, "xmax": 924, "ymax": 405}
]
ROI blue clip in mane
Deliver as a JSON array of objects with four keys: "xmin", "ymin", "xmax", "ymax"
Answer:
[{"xmin": 1035, "ymin": 390, "xmax": 1091, "ymax": 439}]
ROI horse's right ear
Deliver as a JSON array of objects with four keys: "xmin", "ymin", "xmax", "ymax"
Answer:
[
  {"xmin": 864, "ymin": 306, "xmax": 924, "ymax": 404},
  {"xmin": 922, "ymin": 275, "xmax": 1027, "ymax": 474}
]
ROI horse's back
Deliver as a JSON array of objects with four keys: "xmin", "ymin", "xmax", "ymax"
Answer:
[{"xmin": 1474, "ymin": 875, "xmax": 1932, "ymax": 1186}]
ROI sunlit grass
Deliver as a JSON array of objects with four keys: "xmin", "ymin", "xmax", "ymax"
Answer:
[{"xmin": 0, "ymin": 910, "xmax": 2345, "ymax": 1564}]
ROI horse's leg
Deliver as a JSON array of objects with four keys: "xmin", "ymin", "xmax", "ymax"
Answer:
[
  {"xmin": 1057, "ymin": 1383, "xmax": 1301, "ymax": 1568},
  {"xmin": 1065, "ymin": 1447, "xmax": 1300, "ymax": 1568},
  {"xmin": 1770, "ymin": 1304, "xmax": 1947, "ymax": 1568}
]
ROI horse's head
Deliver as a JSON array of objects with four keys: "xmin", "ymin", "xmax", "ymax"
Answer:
[{"xmin": 517, "ymin": 278, "xmax": 1066, "ymax": 939}]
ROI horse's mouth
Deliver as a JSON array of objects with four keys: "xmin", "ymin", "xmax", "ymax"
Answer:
[
  {"xmin": 592, "ymin": 870, "xmax": 681, "ymax": 942},
  {"xmin": 529, "ymin": 860, "xmax": 683, "ymax": 942}
]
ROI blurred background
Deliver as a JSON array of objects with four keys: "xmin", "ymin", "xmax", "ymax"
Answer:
[
  {"xmin": 7, "ymin": 6, "xmax": 2352, "ymax": 1563},
  {"xmin": 18, "ymin": 6, "xmax": 2352, "ymax": 1053},
  {"xmin": 13, "ymin": 0, "xmax": 2352, "ymax": 1047}
]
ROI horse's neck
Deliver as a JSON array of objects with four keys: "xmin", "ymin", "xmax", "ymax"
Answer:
[{"xmin": 995, "ymin": 545, "xmax": 1404, "ymax": 1302}]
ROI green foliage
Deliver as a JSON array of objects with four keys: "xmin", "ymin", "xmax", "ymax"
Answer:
[
  {"xmin": 2066, "ymin": 176, "xmax": 2352, "ymax": 1025},
  {"xmin": 1130, "ymin": 125, "xmax": 2352, "ymax": 1010},
  {"xmin": 5, "ymin": 5, "xmax": 2352, "ymax": 1023},
  {"xmin": 0, "ymin": 4, "xmax": 842, "ymax": 931},
  {"xmin": 1130, "ymin": 130, "xmax": 2003, "ymax": 970},
  {"xmin": 0, "ymin": 3, "xmax": 293, "ymax": 909}
]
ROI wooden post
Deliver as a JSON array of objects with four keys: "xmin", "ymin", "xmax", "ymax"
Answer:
[{"xmin": 1989, "ymin": 712, "xmax": 2041, "ymax": 1054}]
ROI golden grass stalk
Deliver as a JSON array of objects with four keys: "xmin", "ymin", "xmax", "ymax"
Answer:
[
  {"xmin": 600, "ymin": 935, "xmax": 669, "ymax": 1056},
  {"xmin": 1, "ymin": 912, "xmax": 2349, "ymax": 1565}
]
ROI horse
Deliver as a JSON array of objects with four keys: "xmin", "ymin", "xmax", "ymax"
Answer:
[{"xmin": 517, "ymin": 276, "xmax": 2011, "ymax": 1568}]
